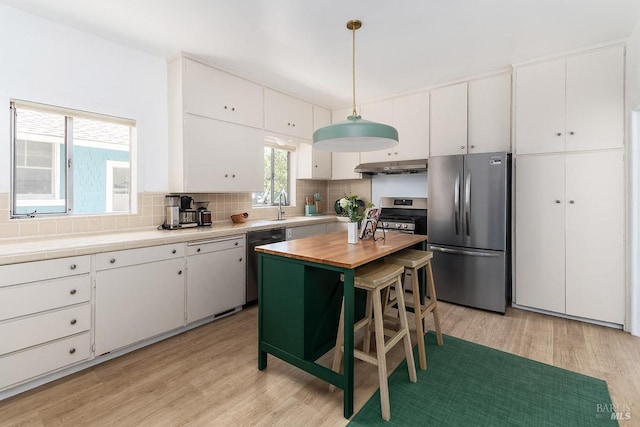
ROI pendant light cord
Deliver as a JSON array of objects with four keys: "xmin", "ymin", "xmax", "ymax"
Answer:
[{"xmin": 351, "ymin": 23, "xmax": 357, "ymax": 118}]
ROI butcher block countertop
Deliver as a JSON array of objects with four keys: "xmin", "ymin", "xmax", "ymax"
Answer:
[{"xmin": 255, "ymin": 231, "xmax": 428, "ymax": 269}]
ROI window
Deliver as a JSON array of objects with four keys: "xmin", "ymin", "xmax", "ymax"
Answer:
[
  {"xmin": 252, "ymin": 143, "xmax": 292, "ymax": 206},
  {"xmin": 10, "ymin": 101, "xmax": 135, "ymax": 217}
]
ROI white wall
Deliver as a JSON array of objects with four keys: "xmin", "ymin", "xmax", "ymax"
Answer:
[
  {"xmin": 626, "ymin": 20, "xmax": 640, "ymax": 336},
  {"xmin": 0, "ymin": 4, "xmax": 168, "ymax": 193},
  {"xmin": 371, "ymin": 173, "xmax": 428, "ymax": 207}
]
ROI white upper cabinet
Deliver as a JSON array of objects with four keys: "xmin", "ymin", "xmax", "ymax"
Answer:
[
  {"xmin": 359, "ymin": 99, "xmax": 394, "ymax": 163},
  {"xmin": 515, "ymin": 45, "xmax": 624, "ymax": 154},
  {"xmin": 297, "ymin": 106, "xmax": 332, "ymax": 180},
  {"xmin": 264, "ymin": 88, "xmax": 313, "ymax": 139},
  {"xmin": 359, "ymin": 92, "xmax": 429, "ymax": 163},
  {"xmin": 168, "ymin": 55, "xmax": 264, "ymax": 192},
  {"xmin": 392, "ymin": 91, "xmax": 430, "ymax": 160},
  {"xmin": 429, "ymin": 82, "xmax": 468, "ymax": 156},
  {"xmin": 468, "ymin": 73, "xmax": 511, "ymax": 153},
  {"xmin": 331, "ymin": 107, "xmax": 361, "ymax": 180},
  {"xmin": 183, "ymin": 58, "xmax": 263, "ymax": 128},
  {"xmin": 182, "ymin": 115, "xmax": 263, "ymax": 192}
]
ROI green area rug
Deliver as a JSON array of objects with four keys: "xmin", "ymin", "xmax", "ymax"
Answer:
[{"xmin": 348, "ymin": 332, "xmax": 618, "ymax": 426}]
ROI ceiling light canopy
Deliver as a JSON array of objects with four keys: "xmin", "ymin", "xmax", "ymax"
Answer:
[{"xmin": 313, "ymin": 20, "xmax": 399, "ymax": 152}]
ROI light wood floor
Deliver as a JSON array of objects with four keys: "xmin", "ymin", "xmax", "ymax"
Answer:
[{"xmin": 1, "ymin": 302, "xmax": 638, "ymax": 426}]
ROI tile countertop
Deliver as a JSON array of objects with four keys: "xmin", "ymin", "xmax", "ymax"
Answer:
[{"xmin": 0, "ymin": 215, "xmax": 339, "ymax": 266}]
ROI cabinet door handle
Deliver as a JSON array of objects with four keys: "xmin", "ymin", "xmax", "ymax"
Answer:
[
  {"xmin": 69, "ymin": 348, "xmax": 76, "ymax": 355},
  {"xmin": 556, "ymin": 132, "xmax": 562, "ymax": 136},
  {"xmin": 172, "ymin": 249, "xmax": 177, "ymax": 254},
  {"xmin": 70, "ymin": 289, "xmax": 77, "ymax": 295},
  {"xmin": 70, "ymin": 264, "xmax": 77, "ymax": 270},
  {"xmin": 70, "ymin": 319, "xmax": 77, "ymax": 325},
  {"xmin": 110, "ymin": 258, "xmax": 116, "ymax": 264},
  {"xmin": 460, "ymin": 146, "xmax": 466, "ymax": 150},
  {"xmin": 178, "ymin": 270, "xmax": 183, "ymax": 275}
]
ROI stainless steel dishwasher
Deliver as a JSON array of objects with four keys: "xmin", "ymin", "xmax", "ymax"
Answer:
[{"xmin": 246, "ymin": 227, "xmax": 286, "ymax": 305}]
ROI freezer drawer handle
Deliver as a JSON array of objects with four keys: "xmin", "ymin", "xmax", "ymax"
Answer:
[{"xmin": 429, "ymin": 245, "xmax": 500, "ymax": 258}]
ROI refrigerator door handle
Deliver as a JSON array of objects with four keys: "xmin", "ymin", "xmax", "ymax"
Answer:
[
  {"xmin": 454, "ymin": 174, "xmax": 460, "ymax": 235},
  {"xmin": 464, "ymin": 171, "xmax": 471, "ymax": 236},
  {"xmin": 429, "ymin": 245, "xmax": 500, "ymax": 258}
]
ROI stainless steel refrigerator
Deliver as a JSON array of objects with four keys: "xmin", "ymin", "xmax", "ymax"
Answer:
[{"xmin": 427, "ymin": 152, "xmax": 510, "ymax": 313}]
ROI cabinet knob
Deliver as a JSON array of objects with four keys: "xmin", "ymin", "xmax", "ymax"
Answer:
[
  {"xmin": 224, "ymin": 173, "xmax": 228, "ymax": 178},
  {"xmin": 239, "ymin": 258, "xmax": 243, "ymax": 262},
  {"xmin": 287, "ymin": 122, "xmax": 291, "ymax": 126},
  {"xmin": 70, "ymin": 264, "xmax": 76, "ymax": 270},
  {"xmin": 556, "ymin": 132, "xmax": 562, "ymax": 136},
  {"xmin": 387, "ymin": 152, "xmax": 392, "ymax": 156},
  {"xmin": 172, "ymin": 249, "xmax": 177, "ymax": 254},
  {"xmin": 224, "ymin": 105, "xmax": 228, "ymax": 109},
  {"xmin": 69, "ymin": 348, "xmax": 76, "ymax": 355},
  {"xmin": 70, "ymin": 319, "xmax": 77, "ymax": 325},
  {"xmin": 110, "ymin": 258, "xmax": 116, "ymax": 264},
  {"xmin": 569, "ymin": 131, "xmax": 575, "ymax": 135},
  {"xmin": 178, "ymin": 270, "xmax": 183, "ymax": 275},
  {"xmin": 70, "ymin": 289, "xmax": 77, "ymax": 295},
  {"xmin": 569, "ymin": 200, "xmax": 575, "ymax": 204},
  {"xmin": 232, "ymin": 174, "xmax": 236, "ymax": 178},
  {"xmin": 231, "ymin": 107, "xmax": 235, "ymax": 112},
  {"xmin": 314, "ymin": 164, "xmax": 318, "ymax": 168},
  {"xmin": 235, "ymin": 242, "xmax": 239, "ymax": 246},
  {"xmin": 470, "ymin": 145, "xmax": 475, "ymax": 149},
  {"xmin": 197, "ymin": 248, "xmax": 201, "ymax": 252},
  {"xmin": 555, "ymin": 200, "xmax": 561, "ymax": 204},
  {"xmin": 460, "ymin": 146, "xmax": 465, "ymax": 150}
]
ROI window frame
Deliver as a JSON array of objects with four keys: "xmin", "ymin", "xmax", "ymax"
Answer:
[
  {"xmin": 253, "ymin": 139, "xmax": 295, "ymax": 207},
  {"xmin": 10, "ymin": 100, "xmax": 136, "ymax": 218}
]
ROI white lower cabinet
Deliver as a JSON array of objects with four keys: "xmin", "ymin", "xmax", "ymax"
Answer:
[
  {"xmin": 94, "ymin": 244, "xmax": 186, "ymax": 355},
  {"xmin": 0, "ymin": 256, "xmax": 91, "ymax": 390},
  {"xmin": 186, "ymin": 235, "xmax": 246, "ymax": 323},
  {"xmin": 514, "ymin": 150, "xmax": 625, "ymax": 324}
]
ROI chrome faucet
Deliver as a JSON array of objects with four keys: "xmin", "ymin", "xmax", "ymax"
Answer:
[{"xmin": 277, "ymin": 190, "xmax": 287, "ymax": 220}]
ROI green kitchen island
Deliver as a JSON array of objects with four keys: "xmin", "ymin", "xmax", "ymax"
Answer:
[{"xmin": 255, "ymin": 231, "xmax": 428, "ymax": 418}]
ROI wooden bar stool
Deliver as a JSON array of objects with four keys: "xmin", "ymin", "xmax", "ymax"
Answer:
[
  {"xmin": 330, "ymin": 262, "xmax": 417, "ymax": 421},
  {"xmin": 385, "ymin": 249, "xmax": 443, "ymax": 370}
]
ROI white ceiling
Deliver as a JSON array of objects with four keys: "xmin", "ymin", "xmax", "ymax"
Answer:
[{"xmin": 2, "ymin": 0, "xmax": 639, "ymax": 109}]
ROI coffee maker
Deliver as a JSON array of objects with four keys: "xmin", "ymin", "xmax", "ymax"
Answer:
[{"xmin": 178, "ymin": 195, "xmax": 198, "ymax": 228}]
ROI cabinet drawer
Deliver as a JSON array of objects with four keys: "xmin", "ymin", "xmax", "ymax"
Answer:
[
  {"xmin": 96, "ymin": 243, "xmax": 185, "ymax": 270},
  {"xmin": 0, "ymin": 275, "xmax": 90, "ymax": 321},
  {"xmin": 186, "ymin": 235, "xmax": 245, "ymax": 256},
  {"xmin": 0, "ymin": 256, "xmax": 90, "ymax": 287},
  {"xmin": 0, "ymin": 304, "xmax": 91, "ymax": 355},
  {"xmin": 0, "ymin": 332, "xmax": 91, "ymax": 390}
]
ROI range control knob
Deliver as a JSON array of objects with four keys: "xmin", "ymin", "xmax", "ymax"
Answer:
[{"xmin": 402, "ymin": 223, "xmax": 409, "ymax": 229}]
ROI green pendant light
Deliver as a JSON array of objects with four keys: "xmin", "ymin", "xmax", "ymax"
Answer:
[{"xmin": 313, "ymin": 20, "xmax": 399, "ymax": 152}]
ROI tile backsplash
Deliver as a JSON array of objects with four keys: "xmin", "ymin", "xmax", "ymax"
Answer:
[{"xmin": 0, "ymin": 178, "xmax": 372, "ymax": 241}]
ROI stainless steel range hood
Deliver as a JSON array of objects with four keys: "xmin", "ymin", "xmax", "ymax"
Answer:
[{"xmin": 354, "ymin": 159, "xmax": 428, "ymax": 175}]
